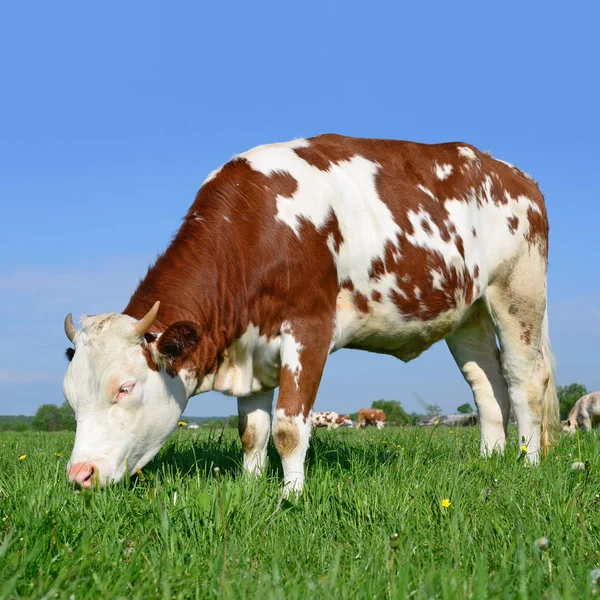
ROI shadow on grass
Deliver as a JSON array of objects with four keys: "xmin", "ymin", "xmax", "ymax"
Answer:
[{"xmin": 141, "ymin": 426, "xmax": 427, "ymax": 484}]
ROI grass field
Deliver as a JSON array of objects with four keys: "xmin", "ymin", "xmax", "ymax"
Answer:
[{"xmin": 1, "ymin": 425, "xmax": 600, "ymax": 599}]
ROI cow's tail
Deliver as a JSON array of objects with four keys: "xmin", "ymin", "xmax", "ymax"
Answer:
[{"xmin": 539, "ymin": 309, "xmax": 560, "ymax": 454}]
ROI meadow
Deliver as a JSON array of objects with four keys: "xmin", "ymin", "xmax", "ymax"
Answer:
[{"xmin": 1, "ymin": 425, "xmax": 599, "ymax": 599}]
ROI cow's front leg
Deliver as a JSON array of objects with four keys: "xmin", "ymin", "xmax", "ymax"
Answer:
[
  {"xmin": 237, "ymin": 390, "xmax": 274, "ymax": 475},
  {"xmin": 273, "ymin": 320, "xmax": 331, "ymax": 496}
]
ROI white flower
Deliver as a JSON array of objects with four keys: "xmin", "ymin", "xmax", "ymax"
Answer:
[
  {"xmin": 534, "ymin": 537, "xmax": 549, "ymax": 551},
  {"xmin": 572, "ymin": 461, "xmax": 586, "ymax": 471}
]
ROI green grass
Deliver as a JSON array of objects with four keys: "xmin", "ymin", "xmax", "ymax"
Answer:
[{"xmin": 1, "ymin": 426, "xmax": 599, "ymax": 599}]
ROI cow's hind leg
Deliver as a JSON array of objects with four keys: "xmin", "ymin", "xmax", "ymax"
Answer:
[
  {"xmin": 447, "ymin": 301, "xmax": 511, "ymax": 455},
  {"xmin": 237, "ymin": 390, "xmax": 273, "ymax": 475},
  {"xmin": 485, "ymin": 251, "xmax": 558, "ymax": 462},
  {"xmin": 272, "ymin": 319, "xmax": 332, "ymax": 496}
]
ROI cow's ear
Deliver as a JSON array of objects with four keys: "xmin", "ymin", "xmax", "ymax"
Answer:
[{"xmin": 156, "ymin": 321, "xmax": 202, "ymax": 360}]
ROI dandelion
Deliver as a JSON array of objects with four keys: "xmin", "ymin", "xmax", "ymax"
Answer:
[
  {"xmin": 55, "ymin": 453, "xmax": 63, "ymax": 458},
  {"xmin": 572, "ymin": 461, "xmax": 586, "ymax": 471},
  {"xmin": 441, "ymin": 498, "xmax": 451, "ymax": 508},
  {"xmin": 177, "ymin": 421, "xmax": 187, "ymax": 427},
  {"xmin": 534, "ymin": 537, "xmax": 549, "ymax": 551},
  {"xmin": 433, "ymin": 419, "xmax": 439, "ymax": 426},
  {"xmin": 18, "ymin": 455, "xmax": 26, "ymax": 461},
  {"xmin": 136, "ymin": 469, "xmax": 143, "ymax": 476},
  {"xmin": 521, "ymin": 445, "xmax": 528, "ymax": 452}
]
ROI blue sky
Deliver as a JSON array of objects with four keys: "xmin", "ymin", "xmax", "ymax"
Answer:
[{"xmin": 1, "ymin": 1, "xmax": 599, "ymax": 417}]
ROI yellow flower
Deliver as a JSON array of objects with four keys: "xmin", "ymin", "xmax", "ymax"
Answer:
[
  {"xmin": 449, "ymin": 430, "xmax": 454, "ymax": 435},
  {"xmin": 433, "ymin": 419, "xmax": 439, "ymax": 426},
  {"xmin": 521, "ymin": 445, "xmax": 528, "ymax": 452},
  {"xmin": 18, "ymin": 455, "xmax": 26, "ymax": 461},
  {"xmin": 177, "ymin": 421, "xmax": 187, "ymax": 427},
  {"xmin": 55, "ymin": 453, "xmax": 63, "ymax": 458},
  {"xmin": 441, "ymin": 498, "xmax": 451, "ymax": 508}
]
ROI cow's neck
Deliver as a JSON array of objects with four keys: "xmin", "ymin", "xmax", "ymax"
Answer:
[{"xmin": 123, "ymin": 216, "xmax": 247, "ymax": 355}]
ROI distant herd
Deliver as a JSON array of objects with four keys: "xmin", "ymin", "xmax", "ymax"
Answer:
[{"xmin": 312, "ymin": 392, "xmax": 600, "ymax": 435}]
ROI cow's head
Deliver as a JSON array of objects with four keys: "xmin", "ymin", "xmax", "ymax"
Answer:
[
  {"xmin": 63, "ymin": 302, "xmax": 213, "ymax": 488},
  {"xmin": 561, "ymin": 419, "xmax": 577, "ymax": 435},
  {"xmin": 335, "ymin": 415, "xmax": 353, "ymax": 428}
]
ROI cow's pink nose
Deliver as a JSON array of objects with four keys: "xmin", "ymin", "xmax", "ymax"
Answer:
[{"xmin": 68, "ymin": 463, "xmax": 97, "ymax": 488}]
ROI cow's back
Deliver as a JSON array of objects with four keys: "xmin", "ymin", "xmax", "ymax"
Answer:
[{"xmin": 229, "ymin": 134, "xmax": 547, "ymax": 361}]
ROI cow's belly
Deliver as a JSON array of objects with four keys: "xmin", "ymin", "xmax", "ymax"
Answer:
[{"xmin": 331, "ymin": 288, "xmax": 467, "ymax": 362}]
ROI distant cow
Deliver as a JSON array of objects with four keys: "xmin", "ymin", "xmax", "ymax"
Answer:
[
  {"xmin": 312, "ymin": 411, "xmax": 353, "ymax": 429},
  {"xmin": 357, "ymin": 408, "xmax": 386, "ymax": 429},
  {"xmin": 441, "ymin": 413, "xmax": 479, "ymax": 427},
  {"xmin": 562, "ymin": 393, "xmax": 600, "ymax": 434},
  {"xmin": 62, "ymin": 133, "xmax": 558, "ymax": 496}
]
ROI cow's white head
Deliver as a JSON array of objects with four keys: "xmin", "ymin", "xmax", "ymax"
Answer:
[
  {"xmin": 63, "ymin": 302, "xmax": 212, "ymax": 488},
  {"xmin": 338, "ymin": 415, "xmax": 353, "ymax": 428},
  {"xmin": 561, "ymin": 419, "xmax": 577, "ymax": 435}
]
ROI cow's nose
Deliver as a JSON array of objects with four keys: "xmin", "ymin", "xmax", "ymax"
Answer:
[{"xmin": 68, "ymin": 462, "xmax": 97, "ymax": 488}]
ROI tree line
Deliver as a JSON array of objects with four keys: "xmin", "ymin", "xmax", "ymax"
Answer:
[
  {"xmin": 0, "ymin": 402, "xmax": 76, "ymax": 432},
  {"xmin": 0, "ymin": 383, "xmax": 592, "ymax": 432}
]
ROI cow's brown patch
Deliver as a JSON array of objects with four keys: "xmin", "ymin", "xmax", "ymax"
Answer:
[
  {"xmin": 238, "ymin": 417, "xmax": 255, "ymax": 452},
  {"xmin": 353, "ymin": 291, "xmax": 369, "ymax": 313},
  {"xmin": 369, "ymin": 257, "xmax": 385, "ymax": 281},
  {"xmin": 520, "ymin": 321, "xmax": 533, "ymax": 345},
  {"xmin": 341, "ymin": 279, "xmax": 355, "ymax": 292},
  {"xmin": 273, "ymin": 418, "xmax": 301, "ymax": 457},
  {"xmin": 507, "ymin": 215, "xmax": 519, "ymax": 234},
  {"xmin": 371, "ymin": 290, "xmax": 382, "ymax": 302},
  {"xmin": 322, "ymin": 210, "xmax": 344, "ymax": 253}
]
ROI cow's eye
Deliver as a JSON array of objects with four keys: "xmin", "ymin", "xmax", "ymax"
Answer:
[{"xmin": 116, "ymin": 381, "xmax": 136, "ymax": 401}]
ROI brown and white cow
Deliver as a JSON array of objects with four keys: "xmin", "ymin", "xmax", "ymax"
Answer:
[
  {"xmin": 562, "ymin": 393, "xmax": 600, "ymax": 434},
  {"xmin": 311, "ymin": 411, "xmax": 353, "ymax": 429},
  {"xmin": 356, "ymin": 408, "xmax": 386, "ymax": 429},
  {"xmin": 63, "ymin": 134, "xmax": 559, "ymax": 493}
]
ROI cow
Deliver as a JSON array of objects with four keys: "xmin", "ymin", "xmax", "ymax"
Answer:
[
  {"xmin": 62, "ymin": 133, "xmax": 559, "ymax": 494},
  {"xmin": 441, "ymin": 413, "xmax": 479, "ymax": 427},
  {"xmin": 562, "ymin": 393, "xmax": 600, "ymax": 434},
  {"xmin": 311, "ymin": 411, "xmax": 353, "ymax": 429},
  {"xmin": 356, "ymin": 408, "xmax": 387, "ymax": 429}
]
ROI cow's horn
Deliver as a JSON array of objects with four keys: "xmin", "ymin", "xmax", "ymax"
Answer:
[
  {"xmin": 64, "ymin": 313, "xmax": 77, "ymax": 342},
  {"xmin": 134, "ymin": 301, "xmax": 160, "ymax": 336}
]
